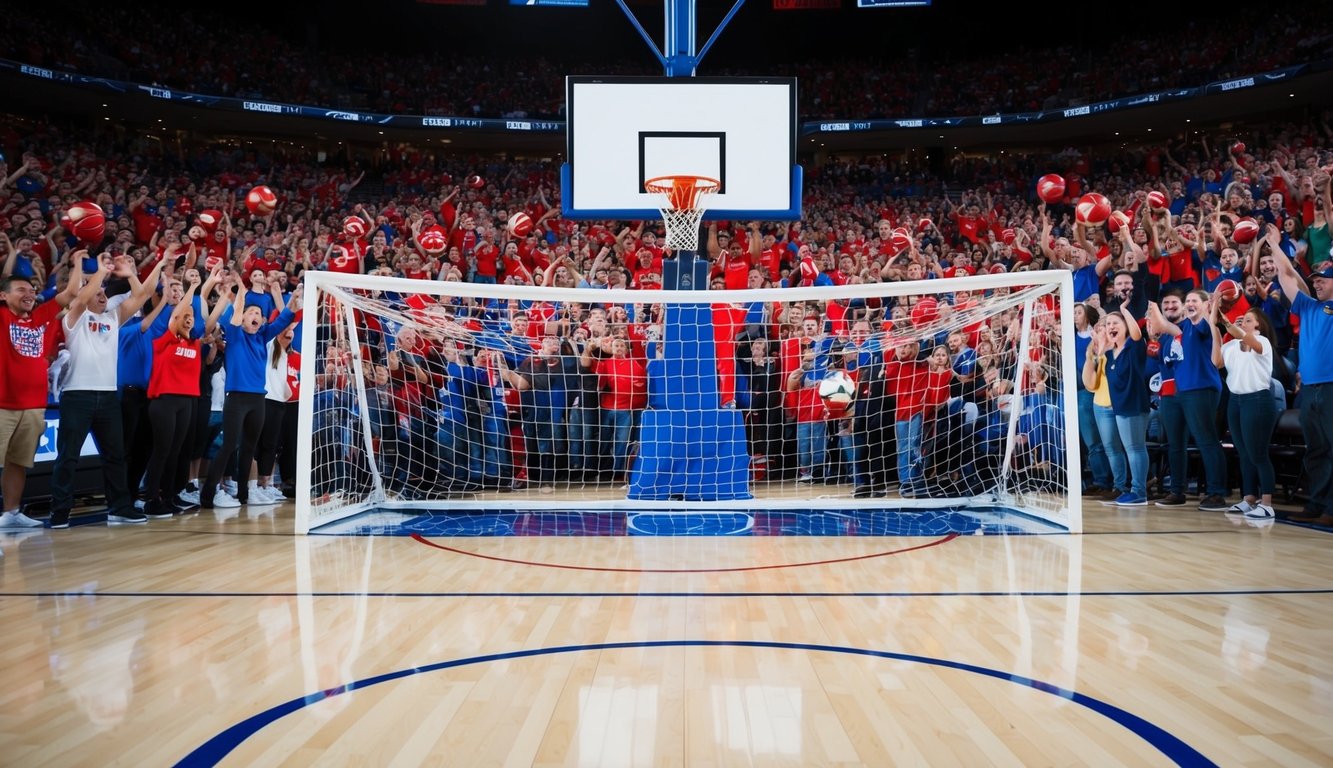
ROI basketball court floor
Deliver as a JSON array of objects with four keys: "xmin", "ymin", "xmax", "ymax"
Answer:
[{"xmin": 1, "ymin": 495, "xmax": 1330, "ymax": 767}]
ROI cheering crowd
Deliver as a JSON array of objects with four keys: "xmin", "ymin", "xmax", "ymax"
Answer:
[{"xmin": 1, "ymin": 110, "xmax": 1331, "ymax": 526}]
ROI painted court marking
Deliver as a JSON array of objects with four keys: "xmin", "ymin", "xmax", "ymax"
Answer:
[{"xmin": 410, "ymin": 531, "xmax": 959, "ymax": 572}]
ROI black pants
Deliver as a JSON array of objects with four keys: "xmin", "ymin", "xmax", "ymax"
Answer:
[
  {"xmin": 51, "ymin": 390, "xmax": 134, "ymax": 518},
  {"xmin": 201, "ymin": 392, "xmax": 266, "ymax": 506},
  {"xmin": 120, "ymin": 386, "xmax": 152, "ymax": 495},
  {"xmin": 255, "ymin": 399, "xmax": 297, "ymax": 480},
  {"xmin": 143, "ymin": 395, "xmax": 195, "ymax": 502}
]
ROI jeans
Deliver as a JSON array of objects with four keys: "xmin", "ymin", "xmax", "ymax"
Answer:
[
  {"xmin": 1077, "ymin": 389, "xmax": 1112, "ymax": 489},
  {"xmin": 1093, "ymin": 404, "xmax": 1128, "ymax": 492},
  {"xmin": 1227, "ymin": 390, "xmax": 1277, "ymax": 498},
  {"xmin": 1299, "ymin": 383, "xmax": 1333, "ymax": 514},
  {"xmin": 795, "ymin": 420, "xmax": 827, "ymax": 477},
  {"xmin": 1176, "ymin": 388, "xmax": 1228, "ymax": 496},
  {"xmin": 50, "ymin": 390, "xmax": 134, "ymax": 518},
  {"xmin": 895, "ymin": 414, "xmax": 924, "ymax": 493},
  {"xmin": 1114, "ymin": 411, "xmax": 1150, "ymax": 498},
  {"xmin": 1158, "ymin": 395, "xmax": 1188, "ymax": 494},
  {"xmin": 603, "ymin": 409, "xmax": 636, "ymax": 476},
  {"xmin": 567, "ymin": 405, "xmax": 600, "ymax": 474}
]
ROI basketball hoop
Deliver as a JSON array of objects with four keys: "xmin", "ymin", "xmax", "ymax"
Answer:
[{"xmin": 645, "ymin": 175, "xmax": 720, "ymax": 253}]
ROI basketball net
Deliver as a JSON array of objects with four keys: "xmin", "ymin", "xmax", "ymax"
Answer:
[{"xmin": 645, "ymin": 175, "xmax": 720, "ymax": 253}]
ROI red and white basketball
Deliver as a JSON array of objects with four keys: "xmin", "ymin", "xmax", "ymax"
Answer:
[
  {"xmin": 1106, "ymin": 210, "xmax": 1131, "ymax": 235},
  {"xmin": 1146, "ymin": 190, "xmax": 1168, "ymax": 211},
  {"xmin": 466, "ymin": 175, "xmax": 485, "ymax": 190},
  {"xmin": 196, "ymin": 208, "xmax": 223, "ymax": 233},
  {"xmin": 1232, "ymin": 218, "xmax": 1260, "ymax": 244},
  {"xmin": 1074, "ymin": 193, "xmax": 1112, "ymax": 225},
  {"xmin": 1000, "ymin": 228, "xmax": 1016, "ymax": 245},
  {"xmin": 1231, "ymin": 141, "xmax": 1246, "ymax": 156},
  {"xmin": 918, "ymin": 216, "xmax": 932, "ymax": 232},
  {"xmin": 66, "ymin": 200, "xmax": 105, "ymax": 244},
  {"xmin": 245, "ymin": 185, "xmax": 277, "ymax": 215},
  {"xmin": 1037, "ymin": 174, "xmax": 1066, "ymax": 204},
  {"xmin": 343, "ymin": 216, "xmax": 368, "ymax": 239},
  {"xmin": 508, "ymin": 211, "xmax": 534, "ymax": 238},
  {"xmin": 910, "ymin": 297, "xmax": 939, "ymax": 326},
  {"xmin": 889, "ymin": 229, "xmax": 913, "ymax": 255},
  {"xmin": 418, "ymin": 227, "xmax": 448, "ymax": 256},
  {"xmin": 1215, "ymin": 279, "xmax": 1241, "ymax": 308}
]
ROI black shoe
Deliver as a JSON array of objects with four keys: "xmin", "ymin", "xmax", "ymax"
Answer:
[
  {"xmin": 1154, "ymin": 493, "xmax": 1187, "ymax": 508},
  {"xmin": 144, "ymin": 499, "xmax": 175, "ymax": 520},
  {"xmin": 108, "ymin": 511, "xmax": 148, "ymax": 525},
  {"xmin": 47, "ymin": 511, "xmax": 70, "ymax": 529},
  {"xmin": 1198, "ymin": 495, "xmax": 1230, "ymax": 512}
]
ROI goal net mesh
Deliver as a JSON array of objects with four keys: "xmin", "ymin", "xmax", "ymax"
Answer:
[{"xmin": 295, "ymin": 271, "xmax": 1079, "ymax": 533}]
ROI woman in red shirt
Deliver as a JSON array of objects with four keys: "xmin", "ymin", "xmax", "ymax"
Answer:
[{"xmin": 142, "ymin": 277, "xmax": 222, "ymax": 519}]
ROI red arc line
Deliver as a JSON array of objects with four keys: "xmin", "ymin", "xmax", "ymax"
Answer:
[{"xmin": 410, "ymin": 532, "xmax": 959, "ymax": 573}]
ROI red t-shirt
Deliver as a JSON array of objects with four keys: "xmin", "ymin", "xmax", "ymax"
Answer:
[
  {"xmin": 326, "ymin": 245, "xmax": 362, "ymax": 275},
  {"xmin": 132, "ymin": 207, "xmax": 162, "ymax": 245},
  {"xmin": 596, "ymin": 357, "xmax": 647, "ymax": 411},
  {"xmin": 0, "ymin": 301, "xmax": 61, "ymax": 409},
  {"xmin": 149, "ymin": 332, "xmax": 202, "ymax": 398},
  {"xmin": 882, "ymin": 358, "xmax": 932, "ymax": 421}
]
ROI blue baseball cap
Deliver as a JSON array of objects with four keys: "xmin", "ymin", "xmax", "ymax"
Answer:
[{"xmin": 1312, "ymin": 264, "xmax": 1333, "ymax": 280}]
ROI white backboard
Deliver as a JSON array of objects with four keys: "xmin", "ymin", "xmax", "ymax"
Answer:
[{"xmin": 563, "ymin": 76, "xmax": 800, "ymax": 220}]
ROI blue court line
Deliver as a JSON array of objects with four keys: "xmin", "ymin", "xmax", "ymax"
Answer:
[
  {"xmin": 172, "ymin": 639, "xmax": 1217, "ymax": 768},
  {"xmin": 6, "ymin": 588, "xmax": 1331, "ymax": 599}
]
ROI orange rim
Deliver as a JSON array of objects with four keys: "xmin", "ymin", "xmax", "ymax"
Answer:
[{"xmin": 644, "ymin": 175, "xmax": 721, "ymax": 211}]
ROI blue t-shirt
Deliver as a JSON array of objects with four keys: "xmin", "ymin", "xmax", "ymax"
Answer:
[
  {"xmin": 1293, "ymin": 292, "xmax": 1333, "ymax": 385},
  {"xmin": 1072, "ymin": 264, "xmax": 1100, "ymax": 303},
  {"xmin": 220, "ymin": 307, "xmax": 296, "ymax": 393},
  {"xmin": 1175, "ymin": 318, "xmax": 1222, "ymax": 393},
  {"xmin": 1104, "ymin": 336, "xmax": 1149, "ymax": 416}
]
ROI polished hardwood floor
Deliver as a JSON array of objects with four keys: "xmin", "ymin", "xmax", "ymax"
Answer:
[{"xmin": 0, "ymin": 500, "xmax": 1330, "ymax": 767}]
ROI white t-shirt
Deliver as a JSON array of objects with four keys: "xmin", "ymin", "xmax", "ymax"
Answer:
[
  {"xmin": 1221, "ymin": 334, "xmax": 1273, "ymax": 395},
  {"xmin": 62, "ymin": 308, "xmax": 120, "ymax": 392}
]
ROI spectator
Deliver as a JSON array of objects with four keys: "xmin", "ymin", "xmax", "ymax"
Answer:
[
  {"xmin": 1083, "ymin": 305, "xmax": 1149, "ymax": 506},
  {"xmin": 1209, "ymin": 302, "xmax": 1280, "ymax": 520}
]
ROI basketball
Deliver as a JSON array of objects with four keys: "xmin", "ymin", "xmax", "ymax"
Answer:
[
  {"xmin": 1106, "ymin": 210, "xmax": 1130, "ymax": 234},
  {"xmin": 343, "ymin": 215, "xmax": 369, "ymax": 238},
  {"xmin": 918, "ymin": 216, "xmax": 932, "ymax": 232},
  {"xmin": 1232, "ymin": 141, "xmax": 1246, "ymax": 155},
  {"xmin": 466, "ymin": 175, "xmax": 485, "ymax": 189},
  {"xmin": 418, "ymin": 226, "xmax": 448, "ymax": 255},
  {"xmin": 508, "ymin": 211, "xmax": 534, "ymax": 237},
  {"xmin": 889, "ymin": 228, "xmax": 912, "ymax": 254},
  {"xmin": 66, "ymin": 200, "xmax": 105, "ymax": 244},
  {"xmin": 197, "ymin": 208, "xmax": 223, "ymax": 233},
  {"xmin": 910, "ymin": 296, "xmax": 939, "ymax": 326},
  {"xmin": 245, "ymin": 185, "xmax": 277, "ymax": 215},
  {"xmin": 1146, "ymin": 190, "xmax": 1168, "ymax": 210},
  {"xmin": 1037, "ymin": 174, "xmax": 1066, "ymax": 204},
  {"xmin": 1215, "ymin": 279, "xmax": 1241, "ymax": 307},
  {"xmin": 1000, "ymin": 228, "xmax": 1016, "ymax": 245},
  {"xmin": 1074, "ymin": 193, "xmax": 1111, "ymax": 225},
  {"xmin": 1232, "ymin": 218, "xmax": 1260, "ymax": 244},
  {"xmin": 817, "ymin": 371, "xmax": 856, "ymax": 414}
]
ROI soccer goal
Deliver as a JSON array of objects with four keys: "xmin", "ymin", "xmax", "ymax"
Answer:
[{"xmin": 295, "ymin": 269, "xmax": 1080, "ymax": 534}]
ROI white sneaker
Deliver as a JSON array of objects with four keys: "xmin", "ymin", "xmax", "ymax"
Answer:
[
  {"xmin": 178, "ymin": 488, "xmax": 201, "ymax": 506},
  {"xmin": 263, "ymin": 485, "xmax": 289, "ymax": 500},
  {"xmin": 246, "ymin": 485, "xmax": 276, "ymax": 506},
  {"xmin": 213, "ymin": 487, "xmax": 242, "ymax": 508},
  {"xmin": 1227, "ymin": 500, "xmax": 1253, "ymax": 514},
  {"xmin": 1244, "ymin": 504, "xmax": 1275, "ymax": 520},
  {"xmin": 222, "ymin": 480, "xmax": 239, "ymax": 496},
  {"xmin": 0, "ymin": 511, "xmax": 45, "ymax": 528}
]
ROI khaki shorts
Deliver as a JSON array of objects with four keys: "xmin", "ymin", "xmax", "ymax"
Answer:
[{"xmin": 0, "ymin": 409, "xmax": 46, "ymax": 468}]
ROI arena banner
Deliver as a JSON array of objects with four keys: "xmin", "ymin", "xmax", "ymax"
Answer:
[{"xmin": 0, "ymin": 57, "xmax": 1312, "ymax": 136}]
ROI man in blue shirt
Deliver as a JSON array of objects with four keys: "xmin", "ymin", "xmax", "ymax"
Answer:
[{"xmin": 1274, "ymin": 227, "xmax": 1333, "ymax": 524}]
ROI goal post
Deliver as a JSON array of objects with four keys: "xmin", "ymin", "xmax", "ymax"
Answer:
[{"xmin": 295, "ymin": 268, "xmax": 1081, "ymax": 534}]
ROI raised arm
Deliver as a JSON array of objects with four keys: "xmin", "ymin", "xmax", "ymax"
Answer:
[
  {"xmin": 1268, "ymin": 225, "xmax": 1308, "ymax": 303},
  {"xmin": 1121, "ymin": 304, "xmax": 1142, "ymax": 342},
  {"xmin": 1145, "ymin": 299, "xmax": 1181, "ymax": 339},
  {"xmin": 65, "ymin": 250, "xmax": 104, "ymax": 321},
  {"xmin": 1208, "ymin": 295, "xmax": 1225, "ymax": 368},
  {"xmin": 0, "ymin": 232, "xmax": 16, "ymax": 278},
  {"xmin": 1081, "ymin": 328, "xmax": 1104, "ymax": 390}
]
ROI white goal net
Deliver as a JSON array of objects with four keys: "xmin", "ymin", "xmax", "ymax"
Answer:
[{"xmin": 295, "ymin": 270, "xmax": 1080, "ymax": 533}]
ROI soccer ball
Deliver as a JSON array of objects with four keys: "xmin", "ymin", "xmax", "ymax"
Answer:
[{"xmin": 818, "ymin": 371, "xmax": 856, "ymax": 414}]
